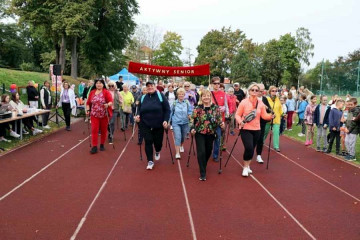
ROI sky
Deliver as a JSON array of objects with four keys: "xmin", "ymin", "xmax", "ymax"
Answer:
[{"xmin": 134, "ymin": 0, "xmax": 360, "ymax": 69}]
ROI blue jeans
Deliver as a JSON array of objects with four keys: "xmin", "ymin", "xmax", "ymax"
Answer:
[
  {"xmin": 172, "ymin": 123, "xmax": 189, "ymax": 146},
  {"xmin": 212, "ymin": 126, "xmax": 222, "ymax": 159}
]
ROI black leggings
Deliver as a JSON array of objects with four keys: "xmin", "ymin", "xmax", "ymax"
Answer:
[
  {"xmin": 241, "ymin": 129, "xmax": 261, "ymax": 161},
  {"xmin": 195, "ymin": 133, "xmax": 215, "ymax": 178},
  {"xmin": 140, "ymin": 123, "xmax": 164, "ymax": 162},
  {"xmin": 256, "ymin": 121, "xmax": 267, "ymax": 155},
  {"xmin": 62, "ymin": 102, "xmax": 71, "ymax": 127}
]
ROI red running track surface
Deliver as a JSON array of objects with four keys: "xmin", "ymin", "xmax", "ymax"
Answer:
[{"xmin": 0, "ymin": 123, "xmax": 359, "ymax": 239}]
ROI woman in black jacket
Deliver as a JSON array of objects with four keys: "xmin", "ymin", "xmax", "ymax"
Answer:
[{"xmin": 135, "ymin": 81, "xmax": 170, "ymax": 170}]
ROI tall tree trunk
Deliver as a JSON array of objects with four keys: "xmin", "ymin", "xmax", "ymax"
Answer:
[
  {"xmin": 55, "ymin": 43, "xmax": 60, "ymax": 64},
  {"xmin": 71, "ymin": 36, "xmax": 78, "ymax": 79},
  {"xmin": 59, "ymin": 34, "xmax": 66, "ymax": 74}
]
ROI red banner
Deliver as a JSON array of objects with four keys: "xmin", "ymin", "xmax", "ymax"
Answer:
[{"xmin": 128, "ymin": 61, "xmax": 210, "ymax": 76}]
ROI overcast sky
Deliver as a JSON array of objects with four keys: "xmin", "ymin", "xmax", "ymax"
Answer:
[{"xmin": 135, "ymin": 0, "xmax": 360, "ymax": 69}]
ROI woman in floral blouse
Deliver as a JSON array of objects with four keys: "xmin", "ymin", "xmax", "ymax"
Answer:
[
  {"xmin": 190, "ymin": 89, "xmax": 224, "ymax": 181},
  {"xmin": 86, "ymin": 79, "xmax": 113, "ymax": 154}
]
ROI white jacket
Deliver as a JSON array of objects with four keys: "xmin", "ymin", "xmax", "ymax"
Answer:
[{"xmin": 57, "ymin": 88, "xmax": 76, "ymax": 110}]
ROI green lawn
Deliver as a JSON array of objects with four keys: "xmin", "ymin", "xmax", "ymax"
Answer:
[{"xmin": 283, "ymin": 118, "xmax": 360, "ymax": 164}]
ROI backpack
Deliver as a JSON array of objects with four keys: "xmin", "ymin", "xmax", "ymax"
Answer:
[{"xmin": 141, "ymin": 91, "xmax": 163, "ymax": 104}]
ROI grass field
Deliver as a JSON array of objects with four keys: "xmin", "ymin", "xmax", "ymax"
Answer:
[{"xmin": 283, "ymin": 117, "xmax": 360, "ymax": 164}]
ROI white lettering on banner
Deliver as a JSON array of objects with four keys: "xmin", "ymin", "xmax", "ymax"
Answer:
[{"xmin": 138, "ymin": 65, "xmax": 196, "ymax": 75}]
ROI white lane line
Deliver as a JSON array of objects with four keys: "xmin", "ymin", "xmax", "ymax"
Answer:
[
  {"xmin": 226, "ymin": 150, "xmax": 317, "ymax": 240},
  {"xmin": 265, "ymin": 145, "xmax": 360, "ymax": 202},
  {"xmin": 177, "ymin": 160, "xmax": 197, "ymax": 240},
  {"xmin": 70, "ymin": 137, "xmax": 132, "ymax": 240},
  {"xmin": 171, "ymin": 131, "xmax": 197, "ymax": 240},
  {"xmin": 0, "ymin": 136, "xmax": 89, "ymax": 202}
]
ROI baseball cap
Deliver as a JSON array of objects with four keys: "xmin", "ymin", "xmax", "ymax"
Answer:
[{"xmin": 146, "ymin": 80, "xmax": 155, "ymax": 86}]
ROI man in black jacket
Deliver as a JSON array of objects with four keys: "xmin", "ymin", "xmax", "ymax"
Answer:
[
  {"xmin": 234, "ymin": 83, "xmax": 246, "ymax": 106},
  {"xmin": 255, "ymin": 83, "xmax": 271, "ymax": 163},
  {"xmin": 27, "ymin": 81, "xmax": 39, "ymax": 108},
  {"xmin": 135, "ymin": 80, "xmax": 170, "ymax": 170},
  {"xmin": 116, "ymin": 76, "xmax": 124, "ymax": 91}
]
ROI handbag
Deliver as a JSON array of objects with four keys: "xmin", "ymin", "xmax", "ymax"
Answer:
[{"xmin": 123, "ymin": 104, "xmax": 132, "ymax": 113}]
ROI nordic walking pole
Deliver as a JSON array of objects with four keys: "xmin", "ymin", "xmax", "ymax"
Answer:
[
  {"xmin": 165, "ymin": 128, "xmax": 174, "ymax": 164},
  {"xmin": 105, "ymin": 108, "xmax": 115, "ymax": 149},
  {"xmin": 266, "ymin": 102, "xmax": 276, "ymax": 170},
  {"xmin": 120, "ymin": 109, "xmax": 127, "ymax": 141},
  {"xmin": 131, "ymin": 106, "xmax": 138, "ymax": 141},
  {"xmin": 187, "ymin": 135, "xmax": 194, "ymax": 167},
  {"xmin": 224, "ymin": 129, "xmax": 242, "ymax": 167}
]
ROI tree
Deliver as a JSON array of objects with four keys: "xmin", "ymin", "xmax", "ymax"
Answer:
[
  {"xmin": 82, "ymin": 0, "xmax": 139, "ymax": 75},
  {"xmin": 230, "ymin": 39, "xmax": 262, "ymax": 85},
  {"xmin": 295, "ymin": 27, "xmax": 314, "ymax": 67},
  {"xmin": 261, "ymin": 39, "xmax": 282, "ymax": 87},
  {"xmin": 152, "ymin": 31, "xmax": 183, "ymax": 67},
  {"xmin": 195, "ymin": 27, "xmax": 246, "ymax": 78}
]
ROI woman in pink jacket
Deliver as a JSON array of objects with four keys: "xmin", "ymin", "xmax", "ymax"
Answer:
[{"xmin": 235, "ymin": 83, "xmax": 274, "ymax": 177}]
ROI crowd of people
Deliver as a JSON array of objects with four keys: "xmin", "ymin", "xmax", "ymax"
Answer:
[{"xmin": 1, "ymin": 75, "xmax": 359, "ymax": 180}]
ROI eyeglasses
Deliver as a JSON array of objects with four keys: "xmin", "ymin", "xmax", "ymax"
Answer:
[
  {"xmin": 109, "ymin": 85, "xmax": 114, "ymax": 88},
  {"xmin": 185, "ymin": 85, "xmax": 190, "ymax": 87},
  {"xmin": 213, "ymin": 82, "xmax": 220, "ymax": 85},
  {"xmin": 250, "ymin": 89, "xmax": 259, "ymax": 92},
  {"xmin": 271, "ymin": 90, "xmax": 277, "ymax": 92}
]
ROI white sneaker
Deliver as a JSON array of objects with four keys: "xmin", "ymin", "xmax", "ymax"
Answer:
[
  {"xmin": 155, "ymin": 152, "xmax": 160, "ymax": 161},
  {"xmin": 10, "ymin": 131, "xmax": 20, "ymax": 138},
  {"xmin": 0, "ymin": 137, "xmax": 11, "ymax": 142},
  {"xmin": 32, "ymin": 128, "xmax": 43, "ymax": 135},
  {"xmin": 43, "ymin": 125, "xmax": 51, "ymax": 129},
  {"xmin": 180, "ymin": 146, "xmax": 184, "ymax": 153},
  {"xmin": 298, "ymin": 133, "xmax": 304, "ymax": 137},
  {"xmin": 256, "ymin": 155, "xmax": 264, "ymax": 164},
  {"xmin": 175, "ymin": 153, "xmax": 181, "ymax": 159},
  {"xmin": 247, "ymin": 166, "xmax": 253, "ymax": 174},
  {"xmin": 146, "ymin": 161, "xmax": 154, "ymax": 170},
  {"xmin": 242, "ymin": 167, "xmax": 249, "ymax": 177}
]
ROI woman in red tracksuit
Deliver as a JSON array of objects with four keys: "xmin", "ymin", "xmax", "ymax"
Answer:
[{"xmin": 86, "ymin": 79, "xmax": 113, "ymax": 154}]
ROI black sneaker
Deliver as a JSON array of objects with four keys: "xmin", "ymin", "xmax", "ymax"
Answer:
[
  {"xmin": 108, "ymin": 138, "xmax": 113, "ymax": 144},
  {"xmin": 316, "ymin": 147, "xmax": 321, "ymax": 152},
  {"xmin": 66, "ymin": 126, "xmax": 71, "ymax": 131},
  {"xmin": 90, "ymin": 146, "xmax": 98, "ymax": 154},
  {"xmin": 199, "ymin": 176, "xmax": 206, "ymax": 181},
  {"xmin": 326, "ymin": 149, "xmax": 331, "ymax": 154},
  {"xmin": 121, "ymin": 128, "xmax": 125, "ymax": 132},
  {"xmin": 100, "ymin": 144, "xmax": 105, "ymax": 151}
]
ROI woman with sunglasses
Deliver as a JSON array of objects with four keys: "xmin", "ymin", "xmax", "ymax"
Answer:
[
  {"xmin": 107, "ymin": 81, "xmax": 123, "ymax": 144},
  {"xmin": 263, "ymin": 86, "xmax": 283, "ymax": 152},
  {"xmin": 235, "ymin": 83, "xmax": 274, "ymax": 177},
  {"xmin": 86, "ymin": 79, "xmax": 113, "ymax": 154}
]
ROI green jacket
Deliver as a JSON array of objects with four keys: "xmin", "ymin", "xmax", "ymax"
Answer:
[{"xmin": 347, "ymin": 106, "xmax": 360, "ymax": 134}]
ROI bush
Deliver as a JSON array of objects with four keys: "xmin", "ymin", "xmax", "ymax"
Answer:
[{"xmin": 20, "ymin": 62, "xmax": 42, "ymax": 72}]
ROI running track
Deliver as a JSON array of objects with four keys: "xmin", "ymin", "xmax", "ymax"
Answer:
[{"xmin": 0, "ymin": 121, "xmax": 359, "ymax": 239}]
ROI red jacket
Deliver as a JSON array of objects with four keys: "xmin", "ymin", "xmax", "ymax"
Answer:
[
  {"xmin": 227, "ymin": 94, "xmax": 237, "ymax": 114},
  {"xmin": 86, "ymin": 89, "xmax": 113, "ymax": 118}
]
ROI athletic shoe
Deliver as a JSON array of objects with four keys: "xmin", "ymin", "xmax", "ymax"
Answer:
[
  {"xmin": 66, "ymin": 126, "xmax": 71, "ymax": 131},
  {"xmin": 0, "ymin": 137, "xmax": 11, "ymax": 142},
  {"xmin": 90, "ymin": 146, "xmax": 98, "ymax": 154},
  {"xmin": 345, "ymin": 155, "xmax": 356, "ymax": 161},
  {"xmin": 175, "ymin": 153, "xmax": 181, "ymax": 159},
  {"xmin": 180, "ymin": 146, "xmax": 184, "ymax": 153},
  {"xmin": 326, "ymin": 149, "xmax": 332, "ymax": 154},
  {"xmin": 155, "ymin": 152, "xmax": 160, "ymax": 161},
  {"xmin": 275, "ymin": 148, "xmax": 281, "ymax": 152},
  {"xmin": 341, "ymin": 151, "xmax": 347, "ymax": 156},
  {"xmin": 316, "ymin": 147, "xmax": 321, "ymax": 152},
  {"xmin": 199, "ymin": 176, "xmax": 206, "ymax": 181},
  {"xmin": 322, "ymin": 148, "xmax": 327, "ymax": 153},
  {"xmin": 309, "ymin": 140, "xmax": 313, "ymax": 145},
  {"xmin": 146, "ymin": 161, "xmax": 154, "ymax": 170},
  {"xmin": 100, "ymin": 144, "xmax": 105, "ymax": 151},
  {"xmin": 256, "ymin": 155, "xmax": 264, "ymax": 164},
  {"xmin": 288, "ymin": 129, "xmax": 293, "ymax": 131},
  {"xmin": 213, "ymin": 157, "xmax": 219, "ymax": 162},
  {"xmin": 170, "ymin": 126, "xmax": 173, "ymax": 130},
  {"xmin": 84, "ymin": 119, "xmax": 88, "ymax": 123},
  {"xmin": 305, "ymin": 140, "xmax": 310, "ymax": 146},
  {"xmin": 242, "ymin": 167, "xmax": 249, "ymax": 177},
  {"xmin": 32, "ymin": 129, "xmax": 42, "ymax": 136},
  {"xmin": 23, "ymin": 129, "xmax": 29, "ymax": 135},
  {"xmin": 247, "ymin": 166, "xmax": 253, "ymax": 174},
  {"xmin": 108, "ymin": 138, "xmax": 113, "ymax": 144},
  {"xmin": 43, "ymin": 125, "xmax": 51, "ymax": 129},
  {"xmin": 298, "ymin": 133, "xmax": 305, "ymax": 137},
  {"xmin": 10, "ymin": 131, "xmax": 20, "ymax": 138}
]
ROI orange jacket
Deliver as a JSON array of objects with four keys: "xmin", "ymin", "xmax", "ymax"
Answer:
[{"xmin": 235, "ymin": 97, "xmax": 272, "ymax": 130}]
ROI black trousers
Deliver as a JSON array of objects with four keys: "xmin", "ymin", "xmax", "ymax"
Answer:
[
  {"xmin": 195, "ymin": 133, "xmax": 215, "ymax": 178},
  {"xmin": 140, "ymin": 123, "xmax": 164, "ymax": 162},
  {"xmin": 42, "ymin": 105, "xmax": 51, "ymax": 126},
  {"xmin": 62, "ymin": 102, "xmax": 71, "ymax": 127},
  {"xmin": 328, "ymin": 130, "xmax": 340, "ymax": 153},
  {"xmin": 256, "ymin": 121, "xmax": 267, "ymax": 155},
  {"xmin": 241, "ymin": 129, "xmax": 261, "ymax": 161}
]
